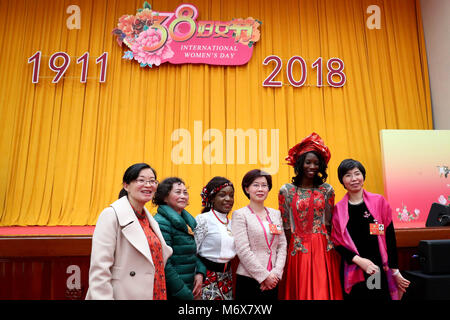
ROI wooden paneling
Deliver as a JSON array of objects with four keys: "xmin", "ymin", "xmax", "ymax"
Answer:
[
  {"xmin": 395, "ymin": 227, "xmax": 450, "ymax": 247},
  {"xmin": 0, "ymin": 236, "xmax": 91, "ymax": 299},
  {"xmin": 0, "ymin": 236, "xmax": 92, "ymax": 257},
  {"xmin": 0, "ymin": 256, "xmax": 90, "ymax": 299}
]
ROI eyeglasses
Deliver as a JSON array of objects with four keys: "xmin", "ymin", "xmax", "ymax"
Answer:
[{"xmin": 135, "ymin": 178, "xmax": 159, "ymax": 186}]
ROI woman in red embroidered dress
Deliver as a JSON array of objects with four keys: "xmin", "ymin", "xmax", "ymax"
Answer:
[{"xmin": 278, "ymin": 133, "xmax": 342, "ymax": 300}]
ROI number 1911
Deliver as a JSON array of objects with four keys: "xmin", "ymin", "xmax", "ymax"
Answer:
[
  {"xmin": 28, "ymin": 51, "xmax": 108, "ymax": 83},
  {"xmin": 263, "ymin": 55, "xmax": 346, "ymax": 88}
]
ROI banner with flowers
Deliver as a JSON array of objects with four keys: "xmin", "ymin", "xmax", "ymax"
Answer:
[
  {"xmin": 381, "ymin": 130, "xmax": 450, "ymax": 228},
  {"xmin": 113, "ymin": 2, "xmax": 261, "ymax": 67}
]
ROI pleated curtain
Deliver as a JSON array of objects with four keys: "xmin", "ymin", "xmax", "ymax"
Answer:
[{"xmin": 0, "ymin": 0, "xmax": 432, "ymax": 225}]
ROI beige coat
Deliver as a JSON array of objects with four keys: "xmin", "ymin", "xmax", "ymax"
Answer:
[
  {"xmin": 231, "ymin": 206, "xmax": 287, "ymax": 283},
  {"xmin": 86, "ymin": 196, "xmax": 172, "ymax": 300}
]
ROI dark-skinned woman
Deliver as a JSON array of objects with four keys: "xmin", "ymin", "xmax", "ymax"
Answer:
[
  {"xmin": 279, "ymin": 133, "xmax": 342, "ymax": 300},
  {"xmin": 195, "ymin": 176, "xmax": 236, "ymax": 300}
]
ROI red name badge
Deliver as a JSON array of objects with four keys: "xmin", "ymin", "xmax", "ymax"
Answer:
[
  {"xmin": 269, "ymin": 223, "xmax": 282, "ymax": 235},
  {"xmin": 370, "ymin": 223, "xmax": 385, "ymax": 235}
]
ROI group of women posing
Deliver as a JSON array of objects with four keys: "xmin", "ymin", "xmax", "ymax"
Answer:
[{"xmin": 86, "ymin": 133, "xmax": 410, "ymax": 300}]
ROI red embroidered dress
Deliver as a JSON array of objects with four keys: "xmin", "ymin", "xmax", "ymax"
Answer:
[
  {"xmin": 278, "ymin": 183, "xmax": 342, "ymax": 300},
  {"xmin": 137, "ymin": 214, "xmax": 167, "ymax": 300}
]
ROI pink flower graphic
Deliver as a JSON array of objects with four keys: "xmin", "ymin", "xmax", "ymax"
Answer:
[
  {"xmin": 396, "ymin": 205, "xmax": 420, "ymax": 222},
  {"xmin": 400, "ymin": 210, "xmax": 409, "ymax": 222},
  {"xmin": 438, "ymin": 195, "xmax": 448, "ymax": 205},
  {"xmin": 136, "ymin": 8, "xmax": 153, "ymax": 22},
  {"xmin": 231, "ymin": 17, "xmax": 261, "ymax": 47},
  {"xmin": 118, "ymin": 15, "xmax": 136, "ymax": 37},
  {"xmin": 131, "ymin": 28, "xmax": 174, "ymax": 66}
]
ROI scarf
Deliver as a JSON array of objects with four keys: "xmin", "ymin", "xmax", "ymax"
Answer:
[{"xmin": 331, "ymin": 189, "xmax": 398, "ymax": 300}]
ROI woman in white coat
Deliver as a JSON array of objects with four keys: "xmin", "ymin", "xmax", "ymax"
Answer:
[{"xmin": 86, "ymin": 163, "xmax": 172, "ymax": 300}]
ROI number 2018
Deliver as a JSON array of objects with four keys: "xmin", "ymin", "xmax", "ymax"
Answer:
[
  {"xmin": 262, "ymin": 56, "xmax": 346, "ymax": 88},
  {"xmin": 28, "ymin": 51, "xmax": 108, "ymax": 83}
]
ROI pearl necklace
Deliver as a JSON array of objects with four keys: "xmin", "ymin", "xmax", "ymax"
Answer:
[{"xmin": 348, "ymin": 199, "xmax": 364, "ymax": 205}]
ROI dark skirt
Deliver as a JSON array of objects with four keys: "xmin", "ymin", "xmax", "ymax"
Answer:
[
  {"xmin": 235, "ymin": 274, "xmax": 278, "ymax": 301},
  {"xmin": 341, "ymin": 264, "xmax": 391, "ymax": 300}
]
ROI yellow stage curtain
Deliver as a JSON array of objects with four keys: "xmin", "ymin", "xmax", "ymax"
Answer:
[{"xmin": 0, "ymin": 0, "xmax": 432, "ymax": 226}]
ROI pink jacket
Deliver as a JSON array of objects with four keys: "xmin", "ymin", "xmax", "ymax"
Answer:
[
  {"xmin": 331, "ymin": 189, "xmax": 398, "ymax": 300},
  {"xmin": 86, "ymin": 196, "xmax": 172, "ymax": 300},
  {"xmin": 231, "ymin": 206, "xmax": 287, "ymax": 283}
]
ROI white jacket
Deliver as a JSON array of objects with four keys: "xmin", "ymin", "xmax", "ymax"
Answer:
[{"xmin": 86, "ymin": 196, "xmax": 172, "ymax": 299}]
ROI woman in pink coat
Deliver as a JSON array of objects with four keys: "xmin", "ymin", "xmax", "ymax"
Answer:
[{"xmin": 86, "ymin": 163, "xmax": 172, "ymax": 300}]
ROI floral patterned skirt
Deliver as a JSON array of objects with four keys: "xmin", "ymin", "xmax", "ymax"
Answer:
[{"xmin": 201, "ymin": 269, "xmax": 233, "ymax": 300}]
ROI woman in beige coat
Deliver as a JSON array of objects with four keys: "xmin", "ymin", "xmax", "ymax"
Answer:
[
  {"xmin": 86, "ymin": 163, "xmax": 172, "ymax": 300},
  {"xmin": 231, "ymin": 169, "xmax": 287, "ymax": 300}
]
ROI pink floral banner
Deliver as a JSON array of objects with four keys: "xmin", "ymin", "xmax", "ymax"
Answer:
[
  {"xmin": 113, "ymin": 2, "xmax": 261, "ymax": 67},
  {"xmin": 380, "ymin": 130, "xmax": 450, "ymax": 228}
]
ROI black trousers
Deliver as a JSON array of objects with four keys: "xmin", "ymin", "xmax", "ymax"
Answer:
[{"xmin": 235, "ymin": 274, "xmax": 278, "ymax": 301}]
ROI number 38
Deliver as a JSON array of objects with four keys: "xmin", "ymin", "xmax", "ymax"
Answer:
[{"xmin": 262, "ymin": 55, "xmax": 346, "ymax": 88}]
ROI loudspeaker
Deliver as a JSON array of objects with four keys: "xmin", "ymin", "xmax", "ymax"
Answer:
[
  {"xmin": 418, "ymin": 240, "xmax": 450, "ymax": 274},
  {"xmin": 426, "ymin": 203, "xmax": 450, "ymax": 227},
  {"xmin": 403, "ymin": 270, "xmax": 450, "ymax": 300}
]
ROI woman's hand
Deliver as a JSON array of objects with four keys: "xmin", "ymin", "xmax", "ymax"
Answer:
[
  {"xmin": 392, "ymin": 270, "xmax": 410, "ymax": 298},
  {"xmin": 260, "ymin": 273, "xmax": 279, "ymax": 291},
  {"xmin": 192, "ymin": 273, "xmax": 204, "ymax": 299},
  {"xmin": 352, "ymin": 255, "xmax": 380, "ymax": 275}
]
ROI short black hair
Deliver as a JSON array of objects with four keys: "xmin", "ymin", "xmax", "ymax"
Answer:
[
  {"xmin": 153, "ymin": 177, "xmax": 185, "ymax": 206},
  {"xmin": 241, "ymin": 169, "xmax": 272, "ymax": 199},
  {"xmin": 118, "ymin": 163, "xmax": 156, "ymax": 199},
  {"xmin": 292, "ymin": 151, "xmax": 328, "ymax": 187},
  {"xmin": 337, "ymin": 159, "xmax": 366, "ymax": 185}
]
